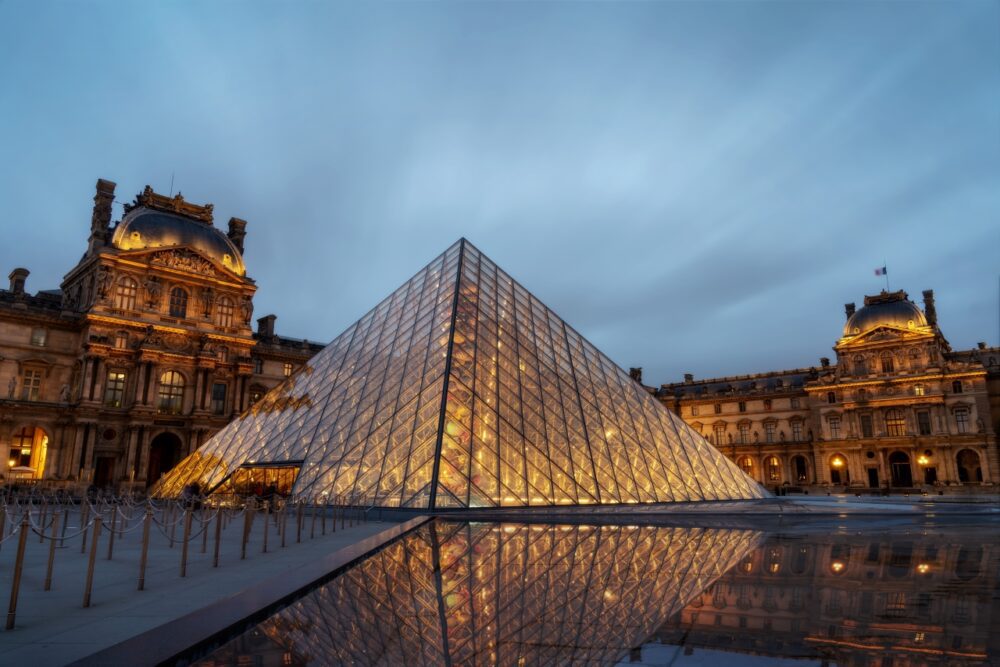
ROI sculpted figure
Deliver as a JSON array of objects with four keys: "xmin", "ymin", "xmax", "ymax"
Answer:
[
  {"xmin": 241, "ymin": 296, "xmax": 253, "ymax": 324},
  {"xmin": 59, "ymin": 384, "xmax": 71, "ymax": 402},
  {"xmin": 95, "ymin": 265, "xmax": 114, "ymax": 301},
  {"xmin": 144, "ymin": 277, "xmax": 162, "ymax": 308},
  {"xmin": 8, "ymin": 376, "xmax": 16, "ymax": 398}
]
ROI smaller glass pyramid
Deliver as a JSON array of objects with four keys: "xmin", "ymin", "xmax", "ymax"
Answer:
[{"xmin": 154, "ymin": 240, "xmax": 767, "ymax": 507}]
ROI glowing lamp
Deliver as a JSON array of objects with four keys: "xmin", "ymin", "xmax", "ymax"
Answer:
[
  {"xmin": 917, "ymin": 455, "xmax": 930, "ymax": 466},
  {"xmin": 831, "ymin": 457, "xmax": 845, "ymax": 468},
  {"xmin": 917, "ymin": 563, "xmax": 931, "ymax": 574},
  {"xmin": 830, "ymin": 560, "xmax": 845, "ymax": 573},
  {"xmin": 7, "ymin": 459, "xmax": 14, "ymax": 468}
]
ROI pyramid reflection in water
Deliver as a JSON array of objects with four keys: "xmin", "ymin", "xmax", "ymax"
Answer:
[
  {"xmin": 155, "ymin": 240, "xmax": 766, "ymax": 507},
  {"xmin": 197, "ymin": 522, "xmax": 761, "ymax": 666}
]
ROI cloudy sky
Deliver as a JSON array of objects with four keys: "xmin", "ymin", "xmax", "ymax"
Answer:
[{"xmin": 1, "ymin": 1, "xmax": 997, "ymax": 385}]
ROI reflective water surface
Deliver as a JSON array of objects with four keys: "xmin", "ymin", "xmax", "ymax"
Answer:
[{"xmin": 194, "ymin": 521, "xmax": 1000, "ymax": 666}]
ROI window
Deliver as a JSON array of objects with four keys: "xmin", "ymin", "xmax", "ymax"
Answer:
[
  {"xmin": 253, "ymin": 358, "xmax": 264, "ymax": 374},
  {"xmin": 11, "ymin": 426, "xmax": 35, "ymax": 467},
  {"xmin": 20, "ymin": 369, "xmax": 42, "ymax": 401},
  {"xmin": 828, "ymin": 416, "xmax": 841, "ymax": 439},
  {"xmin": 282, "ymin": 362, "xmax": 293, "ymax": 377},
  {"xmin": 765, "ymin": 422, "xmax": 776, "ymax": 443},
  {"xmin": 917, "ymin": 410, "xmax": 931, "ymax": 436},
  {"xmin": 157, "ymin": 371, "xmax": 185, "ymax": 414},
  {"xmin": 690, "ymin": 405, "xmax": 698, "ymax": 416},
  {"xmin": 714, "ymin": 403, "xmax": 722, "ymax": 415},
  {"xmin": 249, "ymin": 387, "xmax": 264, "ymax": 406},
  {"xmin": 791, "ymin": 421, "xmax": 803, "ymax": 441},
  {"xmin": 217, "ymin": 297, "xmax": 235, "ymax": 328},
  {"xmin": 854, "ymin": 356, "xmax": 866, "ymax": 376},
  {"xmin": 914, "ymin": 384, "xmax": 925, "ymax": 396},
  {"xmin": 885, "ymin": 409, "xmax": 906, "ymax": 437},
  {"xmin": 764, "ymin": 399, "xmax": 772, "ymax": 411},
  {"xmin": 790, "ymin": 397, "xmax": 800, "ymax": 409},
  {"xmin": 739, "ymin": 457, "xmax": 753, "ymax": 475},
  {"xmin": 881, "ymin": 353, "xmax": 894, "ymax": 374},
  {"xmin": 712, "ymin": 424, "xmax": 725, "ymax": 445},
  {"xmin": 114, "ymin": 332, "xmax": 128, "ymax": 350},
  {"xmin": 104, "ymin": 371, "xmax": 126, "ymax": 407},
  {"xmin": 169, "ymin": 287, "xmax": 188, "ymax": 318},
  {"xmin": 211, "ymin": 382, "xmax": 228, "ymax": 415},
  {"xmin": 738, "ymin": 423, "xmax": 750, "ymax": 444},
  {"xmin": 738, "ymin": 401, "xmax": 746, "ymax": 413},
  {"xmin": 217, "ymin": 347, "xmax": 229, "ymax": 363},
  {"xmin": 766, "ymin": 456, "xmax": 781, "ymax": 482},
  {"xmin": 952, "ymin": 380, "xmax": 963, "ymax": 394},
  {"xmin": 826, "ymin": 391, "xmax": 836, "ymax": 404},
  {"xmin": 954, "ymin": 408, "xmax": 969, "ymax": 434},
  {"xmin": 860, "ymin": 414, "xmax": 874, "ymax": 438},
  {"xmin": 30, "ymin": 328, "xmax": 47, "ymax": 347},
  {"xmin": 114, "ymin": 277, "xmax": 138, "ymax": 311}
]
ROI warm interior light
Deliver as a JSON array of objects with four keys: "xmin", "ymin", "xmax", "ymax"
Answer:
[
  {"xmin": 831, "ymin": 457, "xmax": 845, "ymax": 468},
  {"xmin": 917, "ymin": 563, "xmax": 931, "ymax": 574},
  {"xmin": 7, "ymin": 460, "xmax": 15, "ymax": 468},
  {"xmin": 917, "ymin": 455, "xmax": 930, "ymax": 466},
  {"xmin": 830, "ymin": 560, "xmax": 845, "ymax": 573}
]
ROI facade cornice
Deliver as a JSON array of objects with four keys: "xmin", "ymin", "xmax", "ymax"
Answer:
[{"xmin": 809, "ymin": 369, "xmax": 987, "ymax": 392}]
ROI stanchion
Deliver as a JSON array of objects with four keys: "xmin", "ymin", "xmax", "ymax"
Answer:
[
  {"xmin": 262, "ymin": 504, "xmax": 270, "ymax": 554},
  {"xmin": 296, "ymin": 502, "xmax": 303, "ymax": 544},
  {"xmin": 310, "ymin": 503, "xmax": 317, "ymax": 539},
  {"xmin": 6, "ymin": 517, "xmax": 29, "ymax": 629},
  {"xmin": 241, "ymin": 503, "xmax": 253, "ymax": 560},
  {"xmin": 213, "ymin": 509, "xmax": 222, "ymax": 568},
  {"xmin": 80, "ymin": 502, "xmax": 90, "ymax": 554},
  {"xmin": 82, "ymin": 516, "xmax": 103, "ymax": 608},
  {"xmin": 138, "ymin": 507, "xmax": 152, "ymax": 591},
  {"xmin": 322, "ymin": 504, "xmax": 327, "ymax": 536},
  {"xmin": 280, "ymin": 506, "xmax": 288, "ymax": 549},
  {"xmin": 60, "ymin": 507, "xmax": 69, "ymax": 547},
  {"xmin": 0, "ymin": 505, "xmax": 7, "ymax": 553},
  {"xmin": 168, "ymin": 504, "xmax": 178, "ymax": 549},
  {"xmin": 180, "ymin": 509, "xmax": 192, "ymax": 577},
  {"xmin": 201, "ymin": 508, "xmax": 209, "ymax": 554},
  {"xmin": 106, "ymin": 505, "xmax": 117, "ymax": 560},
  {"xmin": 44, "ymin": 513, "xmax": 60, "ymax": 591},
  {"xmin": 39, "ymin": 502, "xmax": 48, "ymax": 544}
]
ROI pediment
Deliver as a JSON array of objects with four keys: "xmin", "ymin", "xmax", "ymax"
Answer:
[
  {"xmin": 117, "ymin": 247, "xmax": 240, "ymax": 281},
  {"xmin": 839, "ymin": 326, "xmax": 932, "ymax": 348}
]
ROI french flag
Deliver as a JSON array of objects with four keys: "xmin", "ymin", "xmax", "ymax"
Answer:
[{"xmin": 874, "ymin": 266, "xmax": 888, "ymax": 276}]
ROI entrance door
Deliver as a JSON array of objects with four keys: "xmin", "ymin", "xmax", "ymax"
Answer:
[
  {"xmin": 924, "ymin": 467, "xmax": 937, "ymax": 484},
  {"xmin": 94, "ymin": 457, "xmax": 116, "ymax": 488},
  {"xmin": 147, "ymin": 432, "xmax": 182, "ymax": 486},
  {"xmin": 889, "ymin": 451, "xmax": 913, "ymax": 487},
  {"xmin": 867, "ymin": 468, "xmax": 879, "ymax": 488}
]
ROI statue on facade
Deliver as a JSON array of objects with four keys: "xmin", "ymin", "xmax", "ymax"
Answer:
[
  {"xmin": 8, "ymin": 376, "xmax": 16, "ymax": 399},
  {"xmin": 240, "ymin": 296, "xmax": 253, "ymax": 324},
  {"xmin": 95, "ymin": 265, "xmax": 114, "ymax": 302},
  {"xmin": 144, "ymin": 277, "xmax": 162, "ymax": 308},
  {"xmin": 199, "ymin": 287, "xmax": 214, "ymax": 318},
  {"xmin": 59, "ymin": 384, "xmax": 71, "ymax": 403},
  {"xmin": 62, "ymin": 282, "xmax": 81, "ymax": 309}
]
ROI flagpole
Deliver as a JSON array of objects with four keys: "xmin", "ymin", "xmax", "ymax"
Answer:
[{"xmin": 883, "ymin": 259, "xmax": 889, "ymax": 291}]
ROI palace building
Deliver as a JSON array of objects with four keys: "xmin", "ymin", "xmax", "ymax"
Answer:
[
  {"xmin": 0, "ymin": 179, "xmax": 323, "ymax": 490},
  {"xmin": 657, "ymin": 290, "xmax": 999, "ymax": 491}
]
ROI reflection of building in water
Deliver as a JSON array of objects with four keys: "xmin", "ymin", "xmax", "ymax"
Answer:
[
  {"xmin": 195, "ymin": 522, "xmax": 760, "ymax": 666},
  {"xmin": 650, "ymin": 533, "xmax": 1000, "ymax": 665},
  {"xmin": 656, "ymin": 289, "xmax": 999, "ymax": 493},
  {"xmin": 0, "ymin": 180, "xmax": 323, "ymax": 490}
]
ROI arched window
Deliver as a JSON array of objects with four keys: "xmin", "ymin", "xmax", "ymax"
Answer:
[
  {"xmin": 766, "ymin": 456, "xmax": 781, "ymax": 482},
  {"xmin": 853, "ymin": 355, "xmax": 866, "ymax": 375},
  {"xmin": 956, "ymin": 449, "xmax": 982, "ymax": 483},
  {"xmin": 169, "ymin": 288, "xmax": 188, "ymax": 318},
  {"xmin": 157, "ymin": 371, "xmax": 185, "ymax": 414},
  {"xmin": 791, "ymin": 455, "xmax": 808, "ymax": 483},
  {"xmin": 738, "ymin": 457, "xmax": 753, "ymax": 476},
  {"xmin": 952, "ymin": 380, "xmax": 963, "ymax": 394},
  {"xmin": 829, "ymin": 453, "xmax": 848, "ymax": 484},
  {"xmin": 885, "ymin": 409, "xmax": 906, "ymax": 436},
  {"xmin": 114, "ymin": 277, "xmax": 138, "ymax": 311},
  {"xmin": 217, "ymin": 296, "xmax": 235, "ymax": 328},
  {"xmin": 880, "ymin": 352, "xmax": 894, "ymax": 374}
]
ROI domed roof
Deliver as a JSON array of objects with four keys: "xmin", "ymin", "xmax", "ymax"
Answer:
[
  {"xmin": 843, "ymin": 291, "xmax": 927, "ymax": 336},
  {"xmin": 111, "ymin": 208, "xmax": 246, "ymax": 277}
]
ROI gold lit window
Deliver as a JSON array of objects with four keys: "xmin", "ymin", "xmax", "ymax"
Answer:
[
  {"xmin": 217, "ymin": 297, "xmax": 235, "ymax": 328},
  {"xmin": 169, "ymin": 287, "xmax": 188, "ymax": 318},
  {"xmin": 885, "ymin": 409, "xmax": 906, "ymax": 437},
  {"xmin": 157, "ymin": 370, "xmax": 185, "ymax": 414},
  {"xmin": 283, "ymin": 362, "xmax": 293, "ymax": 377},
  {"xmin": 20, "ymin": 369, "xmax": 42, "ymax": 401},
  {"xmin": 114, "ymin": 277, "xmax": 138, "ymax": 310},
  {"xmin": 104, "ymin": 371, "xmax": 126, "ymax": 408}
]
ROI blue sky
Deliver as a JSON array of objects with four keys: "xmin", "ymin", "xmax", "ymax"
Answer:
[{"xmin": 1, "ymin": 0, "xmax": 997, "ymax": 384}]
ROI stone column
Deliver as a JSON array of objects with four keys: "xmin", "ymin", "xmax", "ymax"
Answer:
[
  {"xmin": 81, "ymin": 425, "xmax": 96, "ymax": 482},
  {"xmin": 137, "ymin": 429, "xmax": 152, "ymax": 484},
  {"xmin": 135, "ymin": 363, "xmax": 148, "ymax": 406},
  {"xmin": 124, "ymin": 427, "xmax": 140, "ymax": 484},
  {"xmin": 193, "ymin": 369, "xmax": 204, "ymax": 413},
  {"xmin": 69, "ymin": 425, "xmax": 86, "ymax": 479}
]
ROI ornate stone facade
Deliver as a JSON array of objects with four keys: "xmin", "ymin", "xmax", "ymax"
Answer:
[
  {"xmin": 658, "ymin": 290, "xmax": 999, "ymax": 492},
  {"xmin": 0, "ymin": 180, "xmax": 323, "ymax": 490}
]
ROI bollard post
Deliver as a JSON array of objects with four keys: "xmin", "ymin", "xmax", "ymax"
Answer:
[
  {"xmin": 280, "ymin": 506, "xmax": 288, "ymax": 549},
  {"xmin": 322, "ymin": 504, "xmax": 327, "ymax": 536},
  {"xmin": 213, "ymin": 509, "xmax": 222, "ymax": 568},
  {"xmin": 44, "ymin": 513, "xmax": 60, "ymax": 591},
  {"xmin": 168, "ymin": 504, "xmax": 178, "ymax": 549},
  {"xmin": 262, "ymin": 504, "xmax": 270, "ymax": 554},
  {"xmin": 241, "ymin": 504, "xmax": 252, "ymax": 560},
  {"xmin": 201, "ymin": 508, "xmax": 209, "ymax": 554},
  {"xmin": 180, "ymin": 509, "xmax": 192, "ymax": 577},
  {"xmin": 310, "ymin": 503, "xmax": 317, "ymax": 539},
  {"xmin": 6, "ymin": 517, "xmax": 30, "ymax": 629},
  {"xmin": 138, "ymin": 507, "xmax": 152, "ymax": 591},
  {"xmin": 39, "ymin": 502, "xmax": 48, "ymax": 544},
  {"xmin": 106, "ymin": 506, "xmax": 117, "ymax": 560},
  {"xmin": 82, "ymin": 516, "xmax": 103, "ymax": 608},
  {"xmin": 80, "ymin": 502, "xmax": 90, "ymax": 554},
  {"xmin": 61, "ymin": 507, "xmax": 69, "ymax": 547},
  {"xmin": 296, "ymin": 502, "xmax": 303, "ymax": 544},
  {"xmin": 0, "ymin": 504, "xmax": 7, "ymax": 553}
]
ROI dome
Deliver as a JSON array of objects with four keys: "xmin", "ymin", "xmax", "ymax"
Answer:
[
  {"xmin": 111, "ymin": 208, "xmax": 246, "ymax": 277},
  {"xmin": 844, "ymin": 291, "xmax": 927, "ymax": 336}
]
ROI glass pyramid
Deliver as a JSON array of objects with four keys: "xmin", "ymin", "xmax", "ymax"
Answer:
[
  {"xmin": 154, "ymin": 239, "xmax": 767, "ymax": 507},
  {"xmin": 199, "ymin": 521, "xmax": 761, "ymax": 666}
]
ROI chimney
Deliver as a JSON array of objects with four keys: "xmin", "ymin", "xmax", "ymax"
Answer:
[
  {"xmin": 628, "ymin": 367, "xmax": 643, "ymax": 384},
  {"xmin": 844, "ymin": 302, "xmax": 855, "ymax": 320},
  {"xmin": 820, "ymin": 357, "xmax": 830, "ymax": 368},
  {"xmin": 8, "ymin": 268, "xmax": 29, "ymax": 294},
  {"xmin": 227, "ymin": 217, "xmax": 247, "ymax": 255},
  {"xmin": 88, "ymin": 179, "xmax": 116, "ymax": 254},
  {"xmin": 257, "ymin": 314, "xmax": 276, "ymax": 338},
  {"xmin": 978, "ymin": 341, "xmax": 987, "ymax": 350},
  {"xmin": 683, "ymin": 373, "xmax": 694, "ymax": 384},
  {"xmin": 922, "ymin": 290, "xmax": 937, "ymax": 327}
]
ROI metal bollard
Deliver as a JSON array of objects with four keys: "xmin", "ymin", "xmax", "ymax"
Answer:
[
  {"xmin": 61, "ymin": 507, "xmax": 69, "ymax": 547},
  {"xmin": 168, "ymin": 505, "xmax": 178, "ymax": 549},
  {"xmin": 213, "ymin": 509, "xmax": 222, "ymax": 568},
  {"xmin": 39, "ymin": 502, "xmax": 48, "ymax": 544},
  {"xmin": 138, "ymin": 508, "xmax": 152, "ymax": 591},
  {"xmin": 6, "ymin": 517, "xmax": 30, "ymax": 629},
  {"xmin": 310, "ymin": 504, "xmax": 317, "ymax": 539},
  {"xmin": 44, "ymin": 514, "xmax": 60, "ymax": 591},
  {"xmin": 201, "ymin": 509, "xmax": 209, "ymax": 554},
  {"xmin": 280, "ymin": 507, "xmax": 288, "ymax": 549},
  {"xmin": 262, "ymin": 505, "xmax": 270, "ymax": 554},
  {"xmin": 106, "ymin": 507, "xmax": 117, "ymax": 560},
  {"xmin": 82, "ymin": 516, "xmax": 103, "ymax": 608},
  {"xmin": 0, "ymin": 505, "xmax": 7, "ymax": 553},
  {"xmin": 180, "ymin": 509, "xmax": 192, "ymax": 577},
  {"xmin": 296, "ymin": 502, "xmax": 303, "ymax": 544},
  {"xmin": 80, "ymin": 503, "xmax": 90, "ymax": 554}
]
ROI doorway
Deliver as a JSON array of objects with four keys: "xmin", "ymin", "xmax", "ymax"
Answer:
[
  {"xmin": 889, "ymin": 451, "xmax": 913, "ymax": 487},
  {"xmin": 867, "ymin": 468, "xmax": 879, "ymax": 488},
  {"xmin": 147, "ymin": 432, "xmax": 182, "ymax": 485},
  {"xmin": 94, "ymin": 456, "xmax": 116, "ymax": 488}
]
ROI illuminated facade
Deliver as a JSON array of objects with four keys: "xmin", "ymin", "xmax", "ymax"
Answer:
[
  {"xmin": 658, "ymin": 290, "xmax": 999, "ymax": 491},
  {"xmin": 0, "ymin": 179, "xmax": 322, "ymax": 489},
  {"xmin": 156, "ymin": 239, "xmax": 766, "ymax": 506},
  {"xmin": 199, "ymin": 521, "xmax": 760, "ymax": 665}
]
